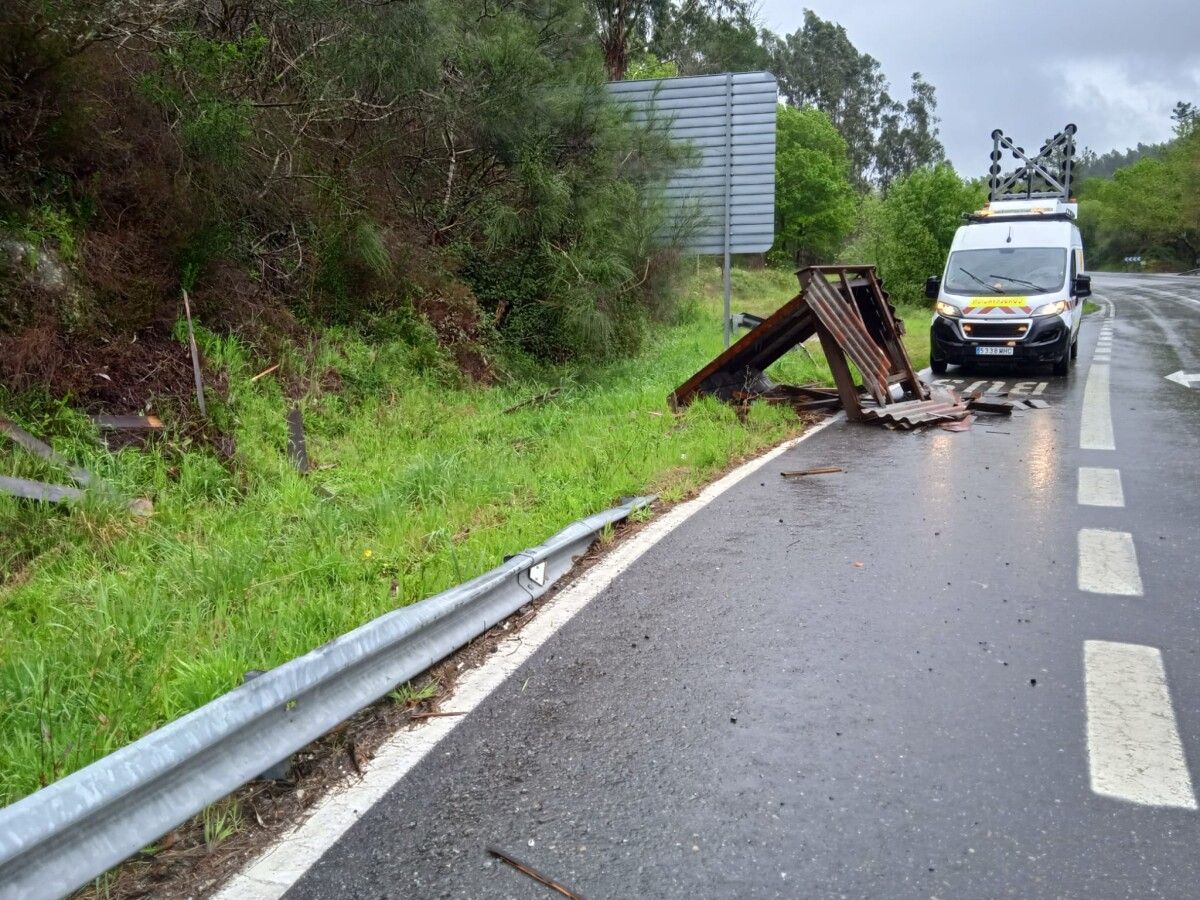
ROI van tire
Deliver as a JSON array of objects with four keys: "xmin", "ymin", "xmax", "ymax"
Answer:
[
  {"xmin": 1070, "ymin": 337, "xmax": 1079, "ymax": 360},
  {"xmin": 1052, "ymin": 349, "xmax": 1070, "ymax": 376},
  {"xmin": 930, "ymin": 356, "xmax": 948, "ymax": 374}
]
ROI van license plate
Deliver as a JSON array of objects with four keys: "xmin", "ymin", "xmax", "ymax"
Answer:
[{"xmin": 976, "ymin": 346, "xmax": 1014, "ymax": 356}]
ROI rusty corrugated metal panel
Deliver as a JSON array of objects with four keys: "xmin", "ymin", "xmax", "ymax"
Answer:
[
  {"xmin": 669, "ymin": 293, "xmax": 817, "ymax": 408},
  {"xmin": 800, "ymin": 274, "xmax": 891, "ymax": 405}
]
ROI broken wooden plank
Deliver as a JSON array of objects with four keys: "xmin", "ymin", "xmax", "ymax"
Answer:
[
  {"xmin": 0, "ymin": 475, "xmax": 84, "ymax": 504},
  {"xmin": 781, "ymin": 466, "xmax": 845, "ymax": 477},
  {"xmin": 249, "ymin": 363, "xmax": 281, "ymax": 383},
  {"xmin": 486, "ymin": 846, "xmax": 582, "ymax": 899},
  {"xmin": 90, "ymin": 415, "xmax": 164, "ymax": 431}
]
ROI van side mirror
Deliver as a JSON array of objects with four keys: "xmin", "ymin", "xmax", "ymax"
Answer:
[
  {"xmin": 924, "ymin": 276, "xmax": 941, "ymax": 300},
  {"xmin": 1074, "ymin": 274, "xmax": 1091, "ymax": 298}
]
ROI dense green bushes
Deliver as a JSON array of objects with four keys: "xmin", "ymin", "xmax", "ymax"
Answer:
[
  {"xmin": 1077, "ymin": 114, "xmax": 1199, "ymax": 270},
  {"xmin": 843, "ymin": 165, "xmax": 985, "ymax": 304},
  {"xmin": 0, "ymin": 0, "xmax": 687, "ymax": 374}
]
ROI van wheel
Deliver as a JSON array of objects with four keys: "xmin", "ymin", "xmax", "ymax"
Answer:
[
  {"xmin": 1070, "ymin": 338, "xmax": 1079, "ymax": 360},
  {"xmin": 1052, "ymin": 349, "xmax": 1070, "ymax": 376},
  {"xmin": 930, "ymin": 356, "xmax": 947, "ymax": 374}
]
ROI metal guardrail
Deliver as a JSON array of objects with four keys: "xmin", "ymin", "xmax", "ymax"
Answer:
[{"xmin": 0, "ymin": 496, "xmax": 653, "ymax": 899}]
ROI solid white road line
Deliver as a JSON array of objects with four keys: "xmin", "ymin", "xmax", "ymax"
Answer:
[
  {"xmin": 1080, "ymin": 363, "xmax": 1115, "ymax": 450},
  {"xmin": 1078, "ymin": 529, "xmax": 1143, "ymax": 596},
  {"xmin": 1078, "ymin": 467, "xmax": 1125, "ymax": 507},
  {"xmin": 1085, "ymin": 640, "xmax": 1197, "ymax": 809},
  {"xmin": 212, "ymin": 415, "xmax": 843, "ymax": 900}
]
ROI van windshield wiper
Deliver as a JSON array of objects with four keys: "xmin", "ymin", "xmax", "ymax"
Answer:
[
  {"xmin": 987, "ymin": 274, "xmax": 1045, "ymax": 290},
  {"xmin": 956, "ymin": 267, "xmax": 1003, "ymax": 293}
]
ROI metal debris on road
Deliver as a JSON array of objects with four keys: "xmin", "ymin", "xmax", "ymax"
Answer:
[
  {"xmin": 669, "ymin": 265, "xmax": 1058, "ymax": 433},
  {"xmin": 486, "ymin": 845, "xmax": 584, "ymax": 899},
  {"xmin": 780, "ymin": 466, "xmax": 845, "ymax": 477},
  {"xmin": 669, "ymin": 265, "xmax": 934, "ymax": 425}
]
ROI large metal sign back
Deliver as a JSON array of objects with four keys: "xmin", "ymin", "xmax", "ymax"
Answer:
[
  {"xmin": 608, "ymin": 71, "xmax": 778, "ymax": 343},
  {"xmin": 608, "ymin": 71, "xmax": 778, "ymax": 255}
]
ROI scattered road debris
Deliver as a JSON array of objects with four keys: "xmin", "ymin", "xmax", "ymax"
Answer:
[
  {"xmin": 859, "ymin": 384, "xmax": 971, "ymax": 429},
  {"xmin": 1, "ymin": 415, "xmax": 93, "ymax": 488},
  {"xmin": 669, "ymin": 267, "xmax": 1055, "ymax": 434},
  {"xmin": 181, "ymin": 288, "xmax": 207, "ymax": 417},
  {"xmin": 504, "ymin": 387, "xmax": 562, "ymax": 414},
  {"xmin": 249, "ymin": 363, "xmax": 281, "ymax": 383},
  {"xmin": 486, "ymin": 846, "xmax": 583, "ymax": 899},
  {"xmin": 90, "ymin": 414, "xmax": 164, "ymax": 431},
  {"xmin": 939, "ymin": 414, "xmax": 977, "ymax": 433},
  {"xmin": 408, "ymin": 710, "xmax": 467, "ymax": 720},
  {"xmin": 669, "ymin": 266, "xmax": 928, "ymax": 424},
  {"xmin": 780, "ymin": 466, "xmax": 845, "ymax": 477},
  {"xmin": 287, "ymin": 406, "xmax": 310, "ymax": 474},
  {"xmin": 0, "ymin": 474, "xmax": 83, "ymax": 504},
  {"xmin": 0, "ymin": 416, "xmax": 152, "ymax": 509}
]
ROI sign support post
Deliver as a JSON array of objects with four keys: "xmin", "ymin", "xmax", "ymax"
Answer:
[{"xmin": 722, "ymin": 73, "xmax": 734, "ymax": 347}]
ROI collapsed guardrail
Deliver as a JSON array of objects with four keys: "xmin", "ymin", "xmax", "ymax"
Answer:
[{"xmin": 0, "ymin": 496, "xmax": 653, "ymax": 899}]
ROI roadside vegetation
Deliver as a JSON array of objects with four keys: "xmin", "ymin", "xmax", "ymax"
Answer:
[{"xmin": 1077, "ymin": 103, "xmax": 1199, "ymax": 271}]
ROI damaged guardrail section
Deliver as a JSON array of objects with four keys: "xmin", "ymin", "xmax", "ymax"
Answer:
[{"xmin": 0, "ymin": 496, "xmax": 653, "ymax": 900}]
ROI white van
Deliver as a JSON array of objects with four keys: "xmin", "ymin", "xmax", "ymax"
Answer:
[{"xmin": 926, "ymin": 198, "xmax": 1090, "ymax": 376}]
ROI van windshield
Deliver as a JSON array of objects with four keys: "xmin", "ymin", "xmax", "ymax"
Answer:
[{"xmin": 944, "ymin": 248, "xmax": 1067, "ymax": 296}]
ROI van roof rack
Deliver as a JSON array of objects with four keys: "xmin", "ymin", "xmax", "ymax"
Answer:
[
  {"xmin": 964, "ymin": 211, "xmax": 1076, "ymax": 225},
  {"xmin": 988, "ymin": 124, "xmax": 1076, "ymax": 201}
]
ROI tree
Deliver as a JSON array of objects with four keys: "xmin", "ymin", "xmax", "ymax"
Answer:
[
  {"xmin": 767, "ymin": 11, "xmax": 943, "ymax": 187},
  {"xmin": 853, "ymin": 164, "xmax": 985, "ymax": 303},
  {"xmin": 771, "ymin": 106, "xmax": 856, "ymax": 265},
  {"xmin": 625, "ymin": 52, "xmax": 678, "ymax": 80},
  {"xmin": 652, "ymin": 0, "xmax": 768, "ymax": 75},
  {"xmin": 767, "ymin": 11, "xmax": 889, "ymax": 185},
  {"xmin": 594, "ymin": 1, "xmax": 767, "ymax": 81},
  {"xmin": 1078, "ymin": 104, "xmax": 1200, "ymax": 269},
  {"xmin": 1172, "ymin": 100, "xmax": 1197, "ymax": 136},
  {"xmin": 593, "ymin": 1, "xmax": 658, "ymax": 81},
  {"xmin": 875, "ymin": 73, "xmax": 944, "ymax": 189}
]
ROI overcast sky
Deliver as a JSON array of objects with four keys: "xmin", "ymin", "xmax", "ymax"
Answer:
[{"xmin": 757, "ymin": 0, "xmax": 1200, "ymax": 175}]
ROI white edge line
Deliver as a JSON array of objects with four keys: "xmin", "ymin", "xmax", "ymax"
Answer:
[{"xmin": 212, "ymin": 415, "xmax": 843, "ymax": 900}]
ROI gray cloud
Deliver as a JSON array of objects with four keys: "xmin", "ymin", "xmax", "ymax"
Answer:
[{"xmin": 757, "ymin": 0, "xmax": 1200, "ymax": 174}]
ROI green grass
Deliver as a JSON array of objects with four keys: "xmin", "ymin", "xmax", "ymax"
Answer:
[{"xmin": 0, "ymin": 264, "xmax": 931, "ymax": 805}]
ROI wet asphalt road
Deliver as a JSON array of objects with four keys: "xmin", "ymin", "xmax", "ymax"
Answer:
[{"xmin": 285, "ymin": 274, "xmax": 1200, "ymax": 899}]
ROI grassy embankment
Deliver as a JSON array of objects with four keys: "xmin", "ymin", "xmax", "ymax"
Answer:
[{"xmin": 0, "ymin": 265, "xmax": 932, "ymax": 805}]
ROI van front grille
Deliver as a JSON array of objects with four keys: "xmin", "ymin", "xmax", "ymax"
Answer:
[{"xmin": 964, "ymin": 321, "xmax": 1028, "ymax": 339}]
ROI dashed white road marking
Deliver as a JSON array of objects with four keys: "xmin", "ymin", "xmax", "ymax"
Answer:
[
  {"xmin": 1078, "ymin": 467, "xmax": 1125, "ymax": 507},
  {"xmin": 1085, "ymin": 641, "xmax": 1197, "ymax": 809},
  {"xmin": 211, "ymin": 416, "xmax": 844, "ymax": 900},
  {"xmin": 1078, "ymin": 529, "xmax": 1143, "ymax": 596},
  {"xmin": 1080, "ymin": 362, "xmax": 1114, "ymax": 450}
]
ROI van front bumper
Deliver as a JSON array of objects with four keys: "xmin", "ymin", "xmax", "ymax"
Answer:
[{"xmin": 930, "ymin": 314, "xmax": 1071, "ymax": 364}]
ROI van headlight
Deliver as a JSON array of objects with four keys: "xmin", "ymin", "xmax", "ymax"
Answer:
[
  {"xmin": 935, "ymin": 301, "xmax": 961, "ymax": 318},
  {"xmin": 1031, "ymin": 300, "xmax": 1069, "ymax": 317}
]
